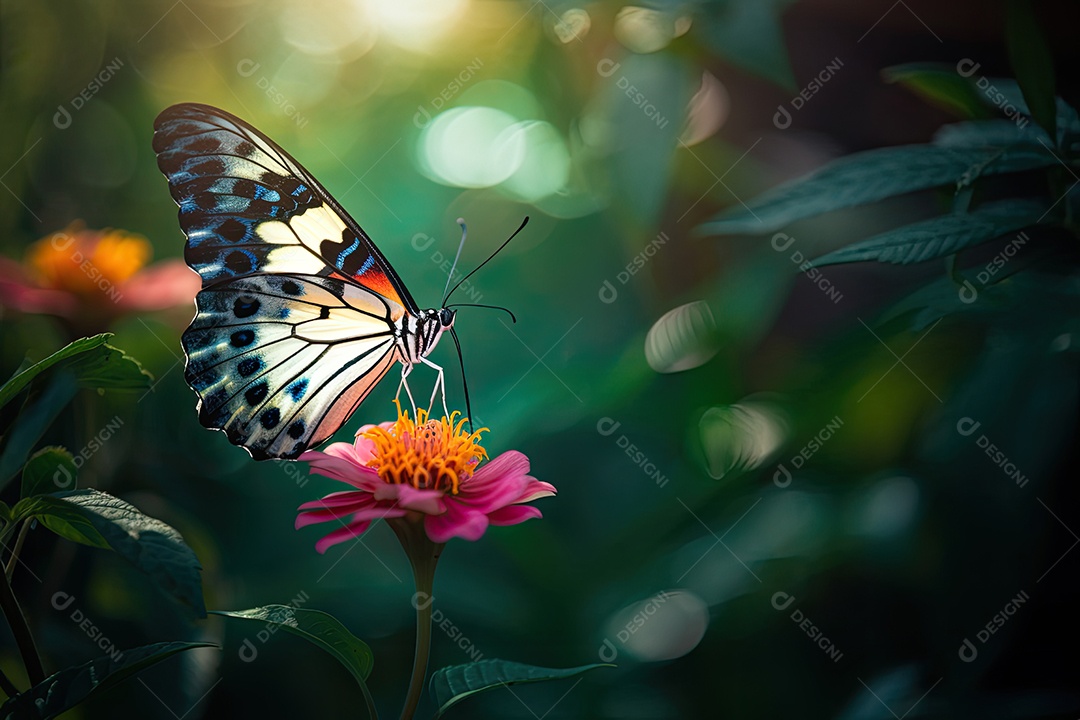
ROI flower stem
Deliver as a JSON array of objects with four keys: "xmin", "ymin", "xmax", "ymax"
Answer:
[
  {"xmin": 391, "ymin": 520, "xmax": 443, "ymax": 720},
  {"xmin": 0, "ymin": 556, "xmax": 45, "ymax": 686},
  {"xmin": 0, "ymin": 667, "xmax": 18, "ymax": 698},
  {"xmin": 4, "ymin": 521, "xmax": 32, "ymax": 580}
]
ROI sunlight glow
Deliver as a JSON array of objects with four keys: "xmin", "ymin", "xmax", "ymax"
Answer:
[{"xmin": 419, "ymin": 107, "xmax": 525, "ymax": 187}]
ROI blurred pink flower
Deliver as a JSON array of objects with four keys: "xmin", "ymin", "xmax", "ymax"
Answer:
[
  {"xmin": 296, "ymin": 406, "xmax": 555, "ymax": 553},
  {"xmin": 0, "ymin": 222, "xmax": 199, "ymax": 332}
]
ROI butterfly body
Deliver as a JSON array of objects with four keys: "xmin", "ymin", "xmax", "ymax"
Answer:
[{"xmin": 153, "ymin": 103, "xmax": 454, "ymax": 460}]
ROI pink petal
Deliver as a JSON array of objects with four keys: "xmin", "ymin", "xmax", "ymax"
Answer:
[
  {"xmin": 456, "ymin": 451, "xmax": 533, "ymax": 513},
  {"xmin": 300, "ymin": 446, "xmax": 381, "ymax": 489},
  {"xmin": 487, "ymin": 504, "xmax": 543, "ymax": 526},
  {"xmin": 515, "ymin": 479, "xmax": 557, "ymax": 504},
  {"xmin": 297, "ymin": 490, "xmax": 371, "ymax": 511},
  {"xmin": 314, "ymin": 521, "xmax": 372, "ymax": 554},
  {"xmin": 307, "ymin": 506, "xmax": 408, "ymax": 553},
  {"xmin": 296, "ymin": 491, "xmax": 375, "ymax": 528},
  {"xmin": 0, "ymin": 259, "xmax": 78, "ymax": 316},
  {"xmin": 372, "ymin": 483, "xmax": 446, "ymax": 514},
  {"xmin": 349, "ymin": 433, "xmax": 381, "ymax": 463},
  {"xmin": 425, "ymin": 500, "xmax": 490, "ymax": 543},
  {"xmin": 116, "ymin": 260, "xmax": 200, "ymax": 312}
]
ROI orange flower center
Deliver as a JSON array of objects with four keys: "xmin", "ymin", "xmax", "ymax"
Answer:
[
  {"xmin": 362, "ymin": 404, "xmax": 487, "ymax": 495},
  {"xmin": 27, "ymin": 222, "xmax": 151, "ymax": 299}
]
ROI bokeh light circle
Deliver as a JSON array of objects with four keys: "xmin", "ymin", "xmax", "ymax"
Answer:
[{"xmin": 419, "ymin": 107, "xmax": 525, "ymax": 188}]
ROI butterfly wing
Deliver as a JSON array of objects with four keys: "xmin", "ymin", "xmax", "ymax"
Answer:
[
  {"xmin": 153, "ymin": 103, "xmax": 414, "ymax": 459},
  {"xmin": 153, "ymin": 102, "xmax": 418, "ymax": 312},
  {"xmin": 182, "ymin": 274, "xmax": 400, "ymax": 459}
]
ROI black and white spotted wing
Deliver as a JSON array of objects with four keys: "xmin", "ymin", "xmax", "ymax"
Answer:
[{"xmin": 153, "ymin": 103, "xmax": 424, "ymax": 460}]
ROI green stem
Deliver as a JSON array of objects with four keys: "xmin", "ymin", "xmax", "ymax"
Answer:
[
  {"xmin": 391, "ymin": 520, "xmax": 442, "ymax": 720},
  {"xmin": 0, "ymin": 665, "xmax": 20, "ymax": 698},
  {"xmin": 4, "ymin": 521, "xmax": 31, "ymax": 580},
  {"xmin": 0, "ymin": 556, "xmax": 45, "ymax": 685}
]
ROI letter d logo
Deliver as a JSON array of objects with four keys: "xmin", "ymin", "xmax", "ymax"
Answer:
[
  {"xmin": 596, "ymin": 417, "xmax": 621, "ymax": 437},
  {"xmin": 53, "ymin": 105, "xmax": 72, "ymax": 130},
  {"xmin": 958, "ymin": 279, "xmax": 978, "ymax": 304},
  {"xmin": 956, "ymin": 417, "xmax": 981, "ymax": 437},
  {"xmin": 51, "ymin": 591, "xmax": 75, "ymax": 611},
  {"xmin": 773, "ymin": 105, "xmax": 792, "ymax": 130},
  {"xmin": 773, "ymin": 464, "xmax": 792, "ymax": 488},
  {"xmin": 413, "ymin": 105, "xmax": 432, "ymax": 129},
  {"xmin": 771, "ymin": 592, "xmax": 795, "ymax": 611},
  {"xmin": 598, "ymin": 279, "xmax": 618, "ymax": 304},
  {"xmin": 239, "ymin": 639, "xmax": 258, "ymax": 662},
  {"xmin": 598, "ymin": 638, "xmax": 618, "ymax": 662}
]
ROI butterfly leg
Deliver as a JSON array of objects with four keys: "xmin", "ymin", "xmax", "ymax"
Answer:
[
  {"xmin": 396, "ymin": 364, "xmax": 419, "ymax": 419},
  {"xmin": 420, "ymin": 357, "xmax": 449, "ymax": 419}
]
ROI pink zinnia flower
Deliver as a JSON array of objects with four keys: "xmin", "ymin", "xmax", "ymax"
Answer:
[
  {"xmin": 296, "ymin": 406, "xmax": 555, "ymax": 553},
  {"xmin": 0, "ymin": 221, "xmax": 199, "ymax": 334}
]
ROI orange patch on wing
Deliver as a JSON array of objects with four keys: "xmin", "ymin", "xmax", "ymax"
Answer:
[{"xmin": 355, "ymin": 266, "xmax": 405, "ymax": 308}]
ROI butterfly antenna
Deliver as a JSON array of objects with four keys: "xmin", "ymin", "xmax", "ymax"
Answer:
[
  {"xmin": 449, "ymin": 327, "xmax": 474, "ymax": 430},
  {"xmin": 441, "ymin": 218, "xmax": 468, "ymax": 304},
  {"xmin": 444, "ymin": 216, "xmax": 529, "ymax": 304},
  {"xmin": 446, "ymin": 303, "xmax": 517, "ymax": 323}
]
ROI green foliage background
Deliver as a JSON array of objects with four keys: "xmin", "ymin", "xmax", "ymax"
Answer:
[{"xmin": 1, "ymin": 0, "xmax": 1078, "ymax": 718}]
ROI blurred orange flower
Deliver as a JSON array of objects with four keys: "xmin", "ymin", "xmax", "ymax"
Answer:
[{"xmin": 0, "ymin": 222, "xmax": 199, "ymax": 332}]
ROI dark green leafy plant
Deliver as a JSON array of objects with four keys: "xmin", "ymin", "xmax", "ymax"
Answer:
[{"xmin": 0, "ymin": 335, "xmax": 211, "ymax": 714}]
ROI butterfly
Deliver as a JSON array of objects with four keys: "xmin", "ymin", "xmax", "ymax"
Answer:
[{"xmin": 153, "ymin": 103, "xmax": 491, "ymax": 461}]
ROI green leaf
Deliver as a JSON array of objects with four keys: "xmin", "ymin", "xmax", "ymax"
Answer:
[
  {"xmin": 696, "ymin": 144, "xmax": 1059, "ymax": 235},
  {"xmin": 0, "ymin": 334, "xmax": 151, "ymax": 411},
  {"xmin": 21, "ymin": 446, "xmax": 78, "ymax": 498},
  {"xmin": 883, "ymin": 62, "xmax": 991, "ymax": 119},
  {"xmin": 429, "ymin": 659, "xmax": 612, "ymax": 718},
  {"xmin": 0, "ymin": 334, "xmax": 107, "ymax": 410},
  {"xmin": 810, "ymin": 199, "xmax": 1046, "ymax": 267},
  {"xmin": 0, "ymin": 373, "xmax": 79, "ymax": 488},
  {"xmin": 932, "ymin": 119, "xmax": 1050, "ymax": 148},
  {"xmin": 977, "ymin": 78, "xmax": 1080, "ymax": 145},
  {"xmin": 212, "ymin": 605, "xmax": 374, "ymax": 684},
  {"xmin": 1005, "ymin": 0, "xmax": 1057, "ymax": 142},
  {"xmin": 0, "ymin": 641, "xmax": 216, "ymax": 720},
  {"xmin": 14, "ymin": 489, "xmax": 205, "ymax": 616},
  {"xmin": 700, "ymin": 0, "xmax": 796, "ymax": 90},
  {"xmin": 12, "ymin": 495, "xmax": 109, "ymax": 548}
]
